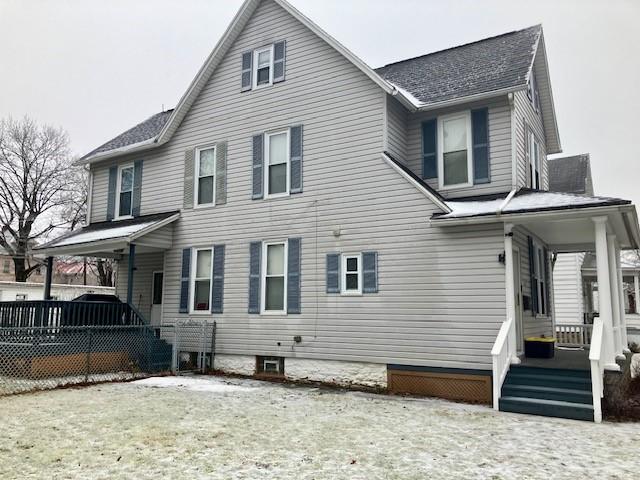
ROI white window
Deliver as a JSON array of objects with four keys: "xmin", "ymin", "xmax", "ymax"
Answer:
[
  {"xmin": 115, "ymin": 164, "xmax": 134, "ymax": 218},
  {"xmin": 341, "ymin": 254, "xmax": 362, "ymax": 295},
  {"xmin": 262, "ymin": 241, "xmax": 287, "ymax": 313},
  {"xmin": 253, "ymin": 45, "xmax": 274, "ymax": 88},
  {"xmin": 265, "ymin": 130, "xmax": 289, "ymax": 197},
  {"xmin": 191, "ymin": 248, "xmax": 212, "ymax": 312},
  {"xmin": 528, "ymin": 72, "xmax": 541, "ymax": 112},
  {"xmin": 195, "ymin": 145, "xmax": 216, "ymax": 206},
  {"xmin": 528, "ymin": 131, "xmax": 542, "ymax": 189},
  {"xmin": 15, "ymin": 294, "xmax": 27, "ymax": 301},
  {"xmin": 438, "ymin": 112, "xmax": 473, "ymax": 188}
]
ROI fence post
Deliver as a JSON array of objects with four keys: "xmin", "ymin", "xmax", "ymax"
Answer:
[
  {"xmin": 210, "ymin": 321, "xmax": 216, "ymax": 371},
  {"xmin": 172, "ymin": 324, "xmax": 178, "ymax": 374},
  {"xmin": 85, "ymin": 327, "xmax": 93, "ymax": 383}
]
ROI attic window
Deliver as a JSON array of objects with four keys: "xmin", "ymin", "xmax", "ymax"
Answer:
[
  {"xmin": 528, "ymin": 71, "xmax": 541, "ymax": 112},
  {"xmin": 253, "ymin": 45, "xmax": 273, "ymax": 88}
]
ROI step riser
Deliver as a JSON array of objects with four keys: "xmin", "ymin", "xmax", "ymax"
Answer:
[
  {"xmin": 511, "ymin": 366, "xmax": 591, "ymax": 379},
  {"xmin": 501, "ymin": 386, "xmax": 592, "ymax": 405},
  {"xmin": 499, "ymin": 399, "xmax": 594, "ymax": 422},
  {"xmin": 505, "ymin": 376, "xmax": 591, "ymax": 391}
]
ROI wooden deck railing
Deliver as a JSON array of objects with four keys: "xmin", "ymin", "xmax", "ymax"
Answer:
[
  {"xmin": 0, "ymin": 300, "xmax": 147, "ymax": 329},
  {"xmin": 555, "ymin": 324, "xmax": 593, "ymax": 347}
]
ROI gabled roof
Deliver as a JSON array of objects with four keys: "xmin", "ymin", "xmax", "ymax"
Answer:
[
  {"xmin": 548, "ymin": 154, "xmax": 594, "ymax": 196},
  {"xmin": 78, "ymin": 0, "xmax": 560, "ymax": 163},
  {"xmin": 375, "ymin": 26, "xmax": 541, "ymax": 107}
]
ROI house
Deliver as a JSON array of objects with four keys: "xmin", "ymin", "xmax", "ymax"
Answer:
[
  {"xmin": 0, "ymin": 246, "xmax": 46, "ymax": 283},
  {"xmin": 33, "ymin": 0, "xmax": 640, "ymax": 422}
]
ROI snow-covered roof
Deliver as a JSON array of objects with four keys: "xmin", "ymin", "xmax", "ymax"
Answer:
[
  {"xmin": 434, "ymin": 189, "xmax": 630, "ymax": 221},
  {"xmin": 36, "ymin": 211, "xmax": 180, "ymax": 252}
]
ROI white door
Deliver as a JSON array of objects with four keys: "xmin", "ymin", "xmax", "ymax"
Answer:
[
  {"xmin": 151, "ymin": 271, "xmax": 164, "ymax": 326},
  {"xmin": 513, "ymin": 248, "xmax": 524, "ymax": 353}
]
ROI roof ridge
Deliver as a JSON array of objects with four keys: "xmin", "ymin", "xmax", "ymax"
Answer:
[{"xmin": 374, "ymin": 24, "xmax": 542, "ymax": 71}]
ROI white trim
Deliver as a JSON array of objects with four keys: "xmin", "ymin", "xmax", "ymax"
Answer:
[
  {"xmin": 114, "ymin": 163, "xmax": 134, "ymax": 220},
  {"xmin": 341, "ymin": 253, "xmax": 362, "ymax": 296},
  {"xmin": 380, "ymin": 153, "xmax": 451, "ymax": 213},
  {"xmin": 437, "ymin": 111, "xmax": 473, "ymax": 190},
  {"xmin": 252, "ymin": 44, "xmax": 274, "ymax": 89},
  {"xmin": 261, "ymin": 240, "xmax": 288, "ymax": 315},
  {"xmin": 85, "ymin": 169, "xmax": 94, "ymax": 226},
  {"xmin": 76, "ymin": 138, "xmax": 156, "ymax": 165},
  {"xmin": 190, "ymin": 247, "xmax": 213, "ymax": 314},
  {"xmin": 194, "ymin": 144, "xmax": 217, "ymax": 208},
  {"xmin": 264, "ymin": 129, "xmax": 290, "ymax": 199},
  {"xmin": 509, "ymin": 92, "xmax": 518, "ymax": 189},
  {"xmin": 402, "ymin": 85, "xmax": 528, "ymax": 113}
]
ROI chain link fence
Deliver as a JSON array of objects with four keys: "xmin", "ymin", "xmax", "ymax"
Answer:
[
  {"xmin": 0, "ymin": 325, "xmax": 173, "ymax": 396},
  {"xmin": 163, "ymin": 320, "xmax": 217, "ymax": 375}
]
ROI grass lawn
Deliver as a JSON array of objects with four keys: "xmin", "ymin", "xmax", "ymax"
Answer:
[{"xmin": 0, "ymin": 375, "xmax": 637, "ymax": 479}]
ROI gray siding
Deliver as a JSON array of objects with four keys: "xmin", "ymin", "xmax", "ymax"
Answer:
[
  {"xmin": 553, "ymin": 253, "xmax": 585, "ymax": 324},
  {"xmin": 116, "ymin": 252, "xmax": 165, "ymax": 320},
  {"xmin": 385, "ymin": 95, "xmax": 407, "ymax": 162},
  {"xmin": 89, "ymin": 0, "xmax": 508, "ymax": 370},
  {"xmin": 403, "ymin": 96, "xmax": 513, "ymax": 198},
  {"xmin": 514, "ymin": 89, "xmax": 548, "ymax": 190}
]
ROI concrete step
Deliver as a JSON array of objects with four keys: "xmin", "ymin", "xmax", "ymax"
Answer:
[
  {"xmin": 499, "ymin": 396, "xmax": 594, "ymax": 422},
  {"xmin": 502, "ymin": 383, "xmax": 593, "ymax": 405}
]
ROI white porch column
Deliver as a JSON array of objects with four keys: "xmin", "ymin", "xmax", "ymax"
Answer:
[
  {"xmin": 593, "ymin": 217, "xmax": 619, "ymax": 371},
  {"xmin": 635, "ymin": 274, "xmax": 640, "ymax": 315},
  {"xmin": 607, "ymin": 234, "xmax": 623, "ymax": 358},
  {"xmin": 615, "ymin": 243, "xmax": 630, "ymax": 353},
  {"xmin": 504, "ymin": 224, "xmax": 519, "ymax": 363}
]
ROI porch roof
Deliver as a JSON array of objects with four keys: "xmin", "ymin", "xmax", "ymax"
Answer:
[{"xmin": 35, "ymin": 211, "xmax": 180, "ymax": 257}]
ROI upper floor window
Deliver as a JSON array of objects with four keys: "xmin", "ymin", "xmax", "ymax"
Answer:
[
  {"xmin": 530, "ymin": 240, "xmax": 548, "ymax": 316},
  {"xmin": 191, "ymin": 248, "xmax": 212, "ymax": 312},
  {"xmin": 262, "ymin": 241, "xmax": 287, "ymax": 313},
  {"xmin": 115, "ymin": 164, "xmax": 134, "ymax": 218},
  {"xmin": 195, "ymin": 146, "xmax": 216, "ymax": 206},
  {"xmin": 254, "ymin": 45, "xmax": 274, "ymax": 88},
  {"xmin": 341, "ymin": 254, "xmax": 362, "ymax": 296},
  {"xmin": 2, "ymin": 259, "xmax": 9, "ymax": 274},
  {"xmin": 528, "ymin": 72, "xmax": 541, "ymax": 112},
  {"xmin": 265, "ymin": 130, "xmax": 289, "ymax": 197},
  {"xmin": 528, "ymin": 130, "xmax": 542, "ymax": 189},
  {"xmin": 438, "ymin": 112, "xmax": 473, "ymax": 189}
]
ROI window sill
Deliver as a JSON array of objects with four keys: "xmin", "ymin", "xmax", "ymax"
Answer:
[
  {"xmin": 340, "ymin": 292, "xmax": 363, "ymax": 297},
  {"xmin": 193, "ymin": 203, "xmax": 217, "ymax": 210},
  {"xmin": 260, "ymin": 310, "xmax": 287, "ymax": 316},
  {"xmin": 113, "ymin": 215, "xmax": 133, "ymax": 221},
  {"xmin": 438, "ymin": 182, "xmax": 473, "ymax": 191},
  {"xmin": 253, "ymin": 82, "xmax": 273, "ymax": 90},
  {"xmin": 189, "ymin": 311, "xmax": 213, "ymax": 316},
  {"xmin": 263, "ymin": 192, "xmax": 290, "ymax": 201}
]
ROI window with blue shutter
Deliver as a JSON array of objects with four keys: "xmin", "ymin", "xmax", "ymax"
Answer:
[
  {"xmin": 241, "ymin": 51, "xmax": 252, "ymax": 92},
  {"xmin": 290, "ymin": 125, "xmax": 303, "ymax": 194},
  {"xmin": 179, "ymin": 248, "xmax": 191, "ymax": 314},
  {"xmin": 287, "ymin": 238, "xmax": 301, "ymax": 314},
  {"xmin": 252, "ymin": 134, "xmax": 264, "ymax": 200},
  {"xmin": 528, "ymin": 236, "xmax": 539, "ymax": 314},
  {"xmin": 106, "ymin": 166, "xmax": 117, "ymax": 221},
  {"xmin": 421, "ymin": 119, "xmax": 437, "ymax": 179},
  {"xmin": 472, "ymin": 108, "xmax": 489, "ymax": 184},
  {"xmin": 273, "ymin": 40, "xmax": 286, "ymax": 83},
  {"xmin": 362, "ymin": 252, "xmax": 378, "ymax": 294},
  {"xmin": 211, "ymin": 245, "xmax": 225, "ymax": 313},
  {"xmin": 326, "ymin": 254, "xmax": 340, "ymax": 293},
  {"xmin": 131, "ymin": 160, "xmax": 143, "ymax": 216},
  {"xmin": 248, "ymin": 242, "xmax": 262, "ymax": 313}
]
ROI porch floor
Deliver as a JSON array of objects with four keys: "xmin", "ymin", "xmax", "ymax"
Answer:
[{"xmin": 519, "ymin": 347, "xmax": 590, "ymax": 371}]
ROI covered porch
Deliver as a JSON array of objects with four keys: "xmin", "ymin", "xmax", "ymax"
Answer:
[{"xmin": 24, "ymin": 211, "xmax": 180, "ymax": 328}]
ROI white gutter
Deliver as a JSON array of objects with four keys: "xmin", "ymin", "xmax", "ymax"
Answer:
[{"xmin": 76, "ymin": 137, "xmax": 157, "ymax": 166}]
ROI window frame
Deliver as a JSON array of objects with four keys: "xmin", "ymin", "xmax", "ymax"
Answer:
[
  {"xmin": 531, "ymin": 240, "xmax": 547, "ymax": 316},
  {"xmin": 253, "ymin": 44, "xmax": 274, "ymax": 90},
  {"xmin": 528, "ymin": 131, "xmax": 542, "ymax": 190},
  {"xmin": 260, "ymin": 240, "xmax": 288, "ymax": 315},
  {"xmin": 341, "ymin": 253, "xmax": 362, "ymax": 296},
  {"xmin": 437, "ymin": 111, "xmax": 474, "ymax": 190},
  {"xmin": 114, "ymin": 163, "xmax": 135, "ymax": 219},
  {"xmin": 189, "ymin": 247, "xmax": 213, "ymax": 314},
  {"xmin": 264, "ymin": 128, "xmax": 290, "ymax": 199},
  {"xmin": 194, "ymin": 144, "xmax": 217, "ymax": 208},
  {"xmin": 529, "ymin": 72, "xmax": 541, "ymax": 113}
]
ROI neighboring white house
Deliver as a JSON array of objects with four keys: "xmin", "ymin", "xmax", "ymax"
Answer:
[{"xmin": 0, "ymin": 281, "xmax": 115, "ymax": 302}]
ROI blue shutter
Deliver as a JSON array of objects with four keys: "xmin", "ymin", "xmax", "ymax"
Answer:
[
  {"xmin": 252, "ymin": 134, "xmax": 264, "ymax": 200},
  {"xmin": 543, "ymin": 246, "xmax": 550, "ymax": 316},
  {"xmin": 472, "ymin": 108, "xmax": 489, "ymax": 184},
  {"xmin": 106, "ymin": 166, "xmax": 117, "ymax": 221},
  {"xmin": 326, "ymin": 254, "xmax": 340, "ymax": 293},
  {"xmin": 273, "ymin": 40, "xmax": 286, "ymax": 83},
  {"xmin": 215, "ymin": 142, "xmax": 227, "ymax": 205},
  {"xmin": 131, "ymin": 160, "xmax": 143, "ymax": 217},
  {"xmin": 241, "ymin": 51, "xmax": 252, "ymax": 92},
  {"xmin": 527, "ymin": 236, "xmax": 538, "ymax": 314},
  {"xmin": 179, "ymin": 248, "xmax": 191, "ymax": 314},
  {"xmin": 362, "ymin": 252, "xmax": 378, "ymax": 294},
  {"xmin": 290, "ymin": 125, "xmax": 303, "ymax": 194},
  {"xmin": 211, "ymin": 245, "xmax": 225, "ymax": 313},
  {"xmin": 421, "ymin": 119, "xmax": 437, "ymax": 179},
  {"xmin": 287, "ymin": 238, "xmax": 301, "ymax": 314},
  {"xmin": 248, "ymin": 242, "xmax": 262, "ymax": 313}
]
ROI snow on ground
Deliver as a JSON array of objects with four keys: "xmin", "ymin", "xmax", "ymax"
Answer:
[{"xmin": 0, "ymin": 375, "xmax": 637, "ymax": 480}]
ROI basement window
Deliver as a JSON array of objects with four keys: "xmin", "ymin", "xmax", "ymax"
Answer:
[{"xmin": 256, "ymin": 356, "xmax": 284, "ymax": 376}]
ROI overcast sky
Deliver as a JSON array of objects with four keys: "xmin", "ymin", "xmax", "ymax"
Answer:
[{"xmin": 1, "ymin": 0, "xmax": 639, "ymax": 207}]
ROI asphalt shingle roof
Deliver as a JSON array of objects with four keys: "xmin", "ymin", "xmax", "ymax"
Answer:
[
  {"xmin": 82, "ymin": 109, "xmax": 174, "ymax": 160},
  {"xmin": 375, "ymin": 25, "xmax": 541, "ymax": 106},
  {"xmin": 548, "ymin": 154, "xmax": 594, "ymax": 196}
]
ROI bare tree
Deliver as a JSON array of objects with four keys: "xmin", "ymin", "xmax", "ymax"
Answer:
[
  {"xmin": 0, "ymin": 116, "xmax": 85, "ymax": 281},
  {"xmin": 91, "ymin": 258, "xmax": 115, "ymax": 287}
]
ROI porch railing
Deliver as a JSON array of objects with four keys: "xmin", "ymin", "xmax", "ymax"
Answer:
[
  {"xmin": 491, "ymin": 316, "xmax": 516, "ymax": 410},
  {"xmin": 0, "ymin": 300, "xmax": 146, "ymax": 331},
  {"xmin": 588, "ymin": 317, "xmax": 604, "ymax": 423},
  {"xmin": 555, "ymin": 323, "xmax": 593, "ymax": 347}
]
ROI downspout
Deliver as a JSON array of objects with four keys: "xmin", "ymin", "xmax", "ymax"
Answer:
[{"xmin": 497, "ymin": 189, "xmax": 518, "ymax": 216}]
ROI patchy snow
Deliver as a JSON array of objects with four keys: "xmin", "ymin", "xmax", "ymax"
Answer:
[
  {"xmin": 0, "ymin": 375, "xmax": 638, "ymax": 479},
  {"xmin": 441, "ymin": 190, "xmax": 624, "ymax": 219},
  {"xmin": 47, "ymin": 221, "xmax": 157, "ymax": 247},
  {"xmin": 0, "ymin": 372, "xmax": 141, "ymax": 396},
  {"xmin": 389, "ymin": 81, "xmax": 425, "ymax": 108},
  {"xmin": 134, "ymin": 375, "xmax": 253, "ymax": 393}
]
